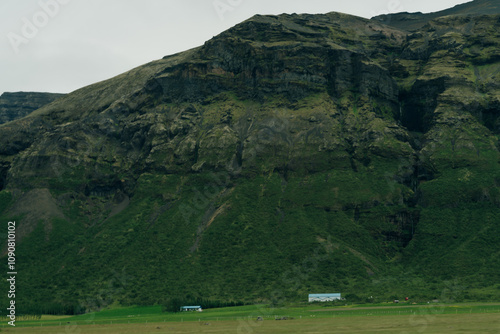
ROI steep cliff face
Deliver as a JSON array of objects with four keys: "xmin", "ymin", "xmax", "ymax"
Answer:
[
  {"xmin": 0, "ymin": 13, "xmax": 407, "ymax": 187},
  {"xmin": 372, "ymin": 0, "xmax": 500, "ymax": 31},
  {"xmin": 0, "ymin": 92, "xmax": 64, "ymax": 125},
  {"xmin": 0, "ymin": 9, "xmax": 500, "ymax": 312}
]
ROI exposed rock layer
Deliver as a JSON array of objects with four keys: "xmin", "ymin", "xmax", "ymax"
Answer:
[
  {"xmin": 1, "ymin": 4, "xmax": 500, "ymax": 309},
  {"xmin": 0, "ymin": 92, "xmax": 64, "ymax": 124}
]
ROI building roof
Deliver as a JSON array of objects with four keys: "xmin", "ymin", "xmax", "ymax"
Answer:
[
  {"xmin": 308, "ymin": 293, "xmax": 341, "ymax": 297},
  {"xmin": 181, "ymin": 306, "xmax": 202, "ymax": 308}
]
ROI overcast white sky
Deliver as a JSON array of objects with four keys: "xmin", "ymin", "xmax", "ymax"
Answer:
[{"xmin": 0, "ymin": 0, "xmax": 471, "ymax": 96}]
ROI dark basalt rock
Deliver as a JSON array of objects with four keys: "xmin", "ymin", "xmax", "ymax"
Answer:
[
  {"xmin": 0, "ymin": 92, "xmax": 64, "ymax": 124},
  {"xmin": 1, "ymin": 7, "xmax": 500, "ymax": 309}
]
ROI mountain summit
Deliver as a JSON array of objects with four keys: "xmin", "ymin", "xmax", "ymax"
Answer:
[
  {"xmin": 1, "ymin": 3, "xmax": 500, "ymax": 312},
  {"xmin": 373, "ymin": 0, "xmax": 500, "ymax": 30}
]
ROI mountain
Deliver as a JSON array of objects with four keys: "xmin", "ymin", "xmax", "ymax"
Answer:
[
  {"xmin": 373, "ymin": 0, "xmax": 500, "ymax": 31},
  {"xmin": 1, "ymin": 7, "xmax": 500, "ymax": 314},
  {"xmin": 0, "ymin": 92, "xmax": 65, "ymax": 125}
]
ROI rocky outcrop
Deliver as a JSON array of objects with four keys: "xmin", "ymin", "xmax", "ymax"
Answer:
[
  {"xmin": 372, "ymin": 0, "xmax": 500, "ymax": 31},
  {"xmin": 1, "ymin": 9, "xmax": 500, "ymax": 309},
  {"xmin": 0, "ymin": 92, "xmax": 64, "ymax": 124}
]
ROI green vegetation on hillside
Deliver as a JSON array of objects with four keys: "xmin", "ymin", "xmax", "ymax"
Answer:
[{"xmin": 0, "ymin": 5, "xmax": 500, "ymax": 315}]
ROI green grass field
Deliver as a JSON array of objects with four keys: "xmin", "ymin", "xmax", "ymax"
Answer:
[{"xmin": 3, "ymin": 303, "xmax": 500, "ymax": 333}]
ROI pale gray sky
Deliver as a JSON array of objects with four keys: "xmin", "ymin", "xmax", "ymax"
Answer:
[{"xmin": 0, "ymin": 0, "xmax": 471, "ymax": 95}]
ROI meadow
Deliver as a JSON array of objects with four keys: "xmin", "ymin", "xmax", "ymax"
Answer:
[{"xmin": 3, "ymin": 302, "xmax": 500, "ymax": 333}]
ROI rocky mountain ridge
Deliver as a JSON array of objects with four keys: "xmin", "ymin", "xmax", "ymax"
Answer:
[
  {"xmin": 0, "ymin": 2, "xmax": 500, "ymax": 312},
  {"xmin": 0, "ymin": 92, "xmax": 64, "ymax": 125},
  {"xmin": 373, "ymin": 0, "xmax": 500, "ymax": 31}
]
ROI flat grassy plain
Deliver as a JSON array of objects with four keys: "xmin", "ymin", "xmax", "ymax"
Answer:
[{"xmin": 2, "ymin": 303, "xmax": 500, "ymax": 333}]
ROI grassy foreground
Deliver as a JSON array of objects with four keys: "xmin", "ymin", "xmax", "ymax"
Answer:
[
  {"xmin": 3, "ymin": 313, "xmax": 500, "ymax": 333},
  {"xmin": 2, "ymin": 303, "xmax": 500, "ymax": 333}
]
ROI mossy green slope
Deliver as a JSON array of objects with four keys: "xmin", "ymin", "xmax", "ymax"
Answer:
[{"xmin": 0, "ymin": 10, "xmax": 500, "ymax": 313}]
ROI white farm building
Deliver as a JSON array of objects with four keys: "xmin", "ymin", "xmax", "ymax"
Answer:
[{"xmin": 308, "ymin": 293, "xmax": 341, "ymax": 302}]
